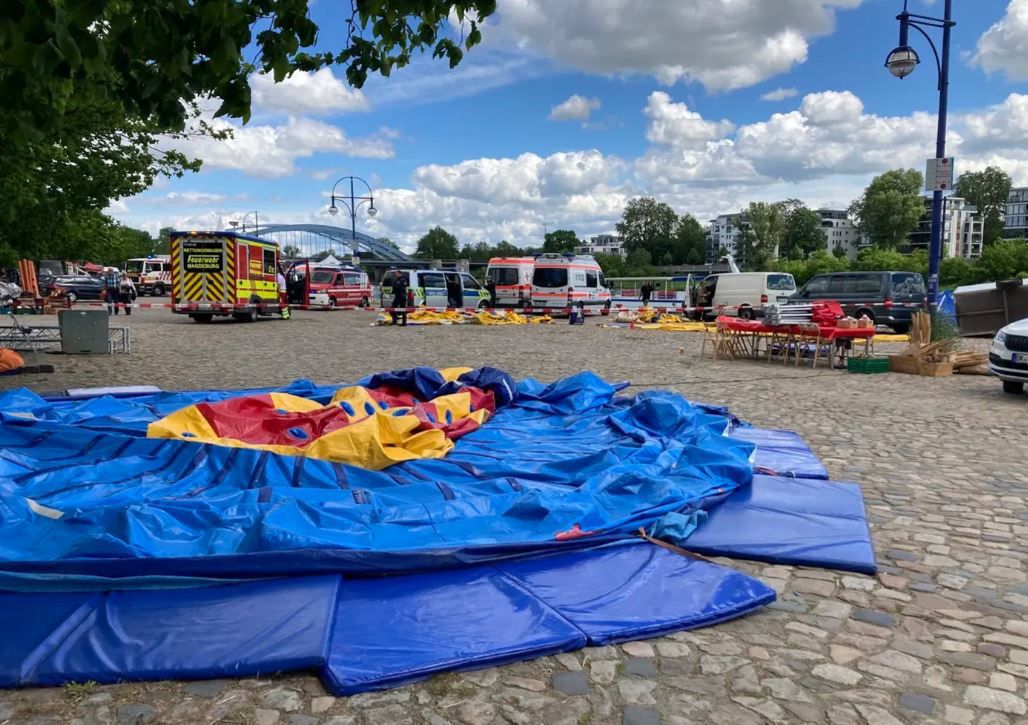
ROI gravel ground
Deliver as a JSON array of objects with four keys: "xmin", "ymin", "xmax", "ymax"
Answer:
[{"xmin": 0, "ymin": 305, "xmax": 1025, "ymax": 725}]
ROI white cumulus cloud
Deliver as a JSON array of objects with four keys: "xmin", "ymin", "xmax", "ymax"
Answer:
[
  {"xmin": 496, "ymin": 0, "xmax": 864, "ymax": 91},
  {"xmin": 644, "ymin": 92, "xmax": 735, "ymax": 150},
  {"xmin": 549, "ymin": 94, "xmax": 601, "ymax": 122},
  {"xmin": 761, "ymin": 87, "xmax": 800, "ymax": 102},
  {"xmin": 168, "ymin": 116, "xmax": 395, "ymax": 178},
  {"xmin": 974, "ymin": 0, "xmax": 1028, "ymax": 81},
  {"xmin": 251, "ymin": 68, "xmax": 369, "ymax": 116}
]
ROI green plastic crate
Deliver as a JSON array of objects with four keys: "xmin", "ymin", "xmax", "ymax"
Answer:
[{"xmin": 847, "ymin": 356, "xmax": 890, "ymax": 374}]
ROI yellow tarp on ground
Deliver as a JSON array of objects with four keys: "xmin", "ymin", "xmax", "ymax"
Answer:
[
  {"xmin": 474, "ymin": 311, "xmax": 554, "ymax": 325},
  {"xmin": 376, "ymin": 309, "xmax": 468, "ymax": 325}
]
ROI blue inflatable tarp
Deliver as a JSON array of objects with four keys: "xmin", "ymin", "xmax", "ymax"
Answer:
[
  {"xmin": 0, "ymin": 370, "xmax": 755, "ymax": 585},
  {"xmin": 0, "ymin": 368, "xmax": 875, "ymax": 695}
]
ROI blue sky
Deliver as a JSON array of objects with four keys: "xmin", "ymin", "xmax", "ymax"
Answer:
[{"xmin": 113, "ymin": 0, "xmax": 1027, "ymax": 251}]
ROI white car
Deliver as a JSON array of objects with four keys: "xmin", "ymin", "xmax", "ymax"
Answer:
[{"xmin": 990, "ymin": 318, "xmax": 1028, "ymax": 394}]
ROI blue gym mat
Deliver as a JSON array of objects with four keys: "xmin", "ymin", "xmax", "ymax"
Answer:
[
  {"xmin": 729, "ymin": 426, "xmax": 829, "ymax": 479},
  {"xmin": 685, "ymin": 474, "xmax": 877, "ymax": 574}
]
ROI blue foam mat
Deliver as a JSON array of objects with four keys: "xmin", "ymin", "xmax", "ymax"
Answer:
[
  {"xmin": 728, "ymin": 426, "xmax": 828, "ymax": 480},
  {"xmin": 0, "ymin": 591, "xmax": 98, "ymax": 687},
  {"xmin": 22, "ymin": 576, "xmax": 339, "ymax": 686},
  {"xmin": 497, "ymin": 542, "xmax": 776, "ymax": 645},
  {"xmin": 322, "ymin": 567, "xmax": 587, "ymax": 695},
  {"xmin": 685, "ymin": 475, "xmax": 877, "ymax": 574}
]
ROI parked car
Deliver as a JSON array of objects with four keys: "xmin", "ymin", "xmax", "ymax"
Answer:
[
  {"xmin": 379, "ymin": 269, "xmax": 490, "ymax": 309},
  {"xmin": 989, "ymin": 318, "xmax": 1028, "ymax": 394},
  {"xmin": 695, "ymin": 272, "xmax": 796, "ymax": 319},
  {"xmin": 791, "ymin": 271, "xmax": 926, "ymax": 333},
  {"xmin": 49, "ymin": 275, "xmax": 105, "ymax": 302}
]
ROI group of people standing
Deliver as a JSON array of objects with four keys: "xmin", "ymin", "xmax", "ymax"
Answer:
[{"xmin": 101, "ymin": 267, "xmax": 136, "ymax": 315}]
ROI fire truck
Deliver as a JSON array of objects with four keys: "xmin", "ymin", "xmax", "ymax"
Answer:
[
  {"xmin": 169, "ymin": 231, "xmax": 290, "ymax": 323},
  {"xmin": 125, "ymin": 255, "xmax": 171, "ymax": 296}
]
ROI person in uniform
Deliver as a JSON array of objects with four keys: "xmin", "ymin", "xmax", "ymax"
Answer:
[{"xmin": 390, "ymin": 272, "xmax": 409, "ymax": 327}]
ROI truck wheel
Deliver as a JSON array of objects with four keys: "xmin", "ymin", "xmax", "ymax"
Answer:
[
  {"xmin": 855, "ymin": 309, "xmax": 875, "ymax": 325},
  {"xmin": 1003, "ymin": 381, "xmax": 1024, "ymax": 395},
  {"xmin": 190, "ymin": 314, "xmax": 213, "ymax": 324},
  {"xmin": 739, "ymin": 307, "xmax": 755, "ymax": 320},
  {"xmin": 359, "ymin": 296, "xmax": 369, "ymax": 308},
  {"xmin": 892, "ymin": 323, "xmax": 910, "ymax": 335},
  {"xmin": 153, "ymin": 284, "xmax": 166, "ymax": 297},
  {"xmin": 328, "ymin": 297, "xmax": 337, "ymax": 308}
]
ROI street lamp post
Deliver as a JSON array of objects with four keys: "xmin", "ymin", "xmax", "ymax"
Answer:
[
  {"xmin": 885, "ymin": 0, "xmax": 955, "ymax": 310},
  {"xmin": 328, "ymin": 176, "xmax": 377, "ymax": 258},
  {"xmin": 246, "ymin": 211, "xmax": 260, "ymax": 236}
]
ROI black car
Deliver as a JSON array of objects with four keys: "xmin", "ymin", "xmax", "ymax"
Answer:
[
  {"xmin": 49, "ymin": 275, "xmax": 105, "ymax": 302},
  {"xmin": 791, "ymin": 271, "xmax": 927, "ymax": 333}
]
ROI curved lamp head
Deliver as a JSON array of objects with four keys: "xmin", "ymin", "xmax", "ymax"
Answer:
[
  {"xmin": 328, "ymin": 204, "xmax": 339, "ymax": 216},
  {"xmin": 367, "ymin": 204, "xmax": 378, "ymax": 218},
  {"xmin": 885, "ymin": 46, "xmax": 920, "ymax": 79}
]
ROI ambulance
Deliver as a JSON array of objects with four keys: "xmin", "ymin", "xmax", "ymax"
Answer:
[
  {"xmin": 485, "ymin": 257, "xmax": 534, "ymax": 307},
  {"xmin": 124, "ymin": 256, "xmax": 171, "ymax": 296},
  {"xmin": 169, "ymin": 231, "xmax": 290, "ymax": 323},
  {"xmin": 530, "ymin": 253, "xmax": 612, "ymax": 313}
]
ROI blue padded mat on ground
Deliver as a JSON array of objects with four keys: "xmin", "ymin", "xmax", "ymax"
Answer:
[
  {"xmin": 323, "ymin": 567, "xmax": 587, "ymax": 695},
  {"xmin": 685, "ymin": 475, "xmax": 877, "ymax": 574},
  {"xmin": 728, "ymin": 426, "xmax": 828, "ymax": 479},
  {"xmin": 497, "ymin": 542, "xmax": 776, "ymax": 645},
  {"xmin": 0, "ymin": 591, "xmax": 98, "ymax": 687},
  {"xmin": 25, "ymin": 576, "xmax": 339, "ymax": 686}
]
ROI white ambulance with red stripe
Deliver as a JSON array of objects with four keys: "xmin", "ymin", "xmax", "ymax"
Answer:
[
  {"xmin": 530, "ymin": 253, "xmax": 611, "ymax": 313},
  {"xmin": 485, "ymin": 257, "xmax": 534, "ymax": 307}
]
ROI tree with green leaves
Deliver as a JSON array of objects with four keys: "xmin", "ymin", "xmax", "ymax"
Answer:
[
  {"xmin": 282, "ymin": 244, "xmax": 302, "ymax": 258},
  {"xmin": 849, "ymin": 169, "xmax": 925, "ymax": 249},
  {"xmin": 782, "ymin": 205, "xmax": 827, "ymax": 260},
  {"xmin": 415, "ymin": 226, "xmax": 460, "ymax": 260},
  {"xmin": 616, "ymin": 197, "xmax": 678, "ymax": 259},
  {"xmin": 593, "ymin": 253, "xmax": 625, "ymax": 278},
  {"xmin": 493, "ymin": 241, "xmax": 527, "ymax": 258},
  {"xmin": 2, "ymin": 1, "xmax": 496, "ymax": 148},
  {"xmin": 542, "ymin": 230, "xmax": 579, "ymax": 254},
  {"xmin": 672, "ymin": 214, "xmax": 706, "ymax": 265},
  {"xmin": 735, "ymin": 230, "xmax": 772, "ymax": 271},
  {"xmin": 954, "ymin": 166, "xmax": 1012, "ymax": 245},
  {"xmin": 747, "ymin": 202, "xmax": 786, "ymax": 262}
]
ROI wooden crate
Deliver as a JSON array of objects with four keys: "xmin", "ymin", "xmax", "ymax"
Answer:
[
  {"xmin": 889, "ymin": 355, "xmax": 921, "ymax": 375},
  {"xmin": 918, "ymin": 361, "xmax": 953, "ymax": 377}
]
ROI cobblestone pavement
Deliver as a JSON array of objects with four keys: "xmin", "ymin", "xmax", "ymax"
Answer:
[{"xmin": 0, "ymin": 308, "xmax": 1025, "ymax": 725}]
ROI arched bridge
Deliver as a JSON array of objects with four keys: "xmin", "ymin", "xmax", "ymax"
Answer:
[{"xmin": 255, "ymin": 224, "xmax": 411, "ymax": 262}]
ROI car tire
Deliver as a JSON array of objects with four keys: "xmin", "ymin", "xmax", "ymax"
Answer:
[
  {"xmin": 855, "ymin": 309, "xmax": 875, "ymax": 325},
  {"xmin": 190, "ymin": 313, "xmax": 213, "ymax": 324},
  {"xmin": 66, "ymin": 291, "xmax": 78, "ymax": 303},
  {"xmin": 152, "ymin": 284, "xmax": 166, "ymax": 297},
  {"xmin": 1003, "ymin": 380, "xmax": 1024, "ymax": 395},
  {"xmin": 478, "ymin": 300, "xmax": 489, "ymax": 310},
  {"xmin": 892, "ymin": 323, "xmax": 910, "ymax": 334},
  {"xmin": 328, "ymin": 297, "xmax": 337, "ymax": 308},
  {"xmin": 359, "ymin": 296, "xmax": 369, "ymax": 308},
  {"xmin": 738, "ymin": 307, "xmax": 755, "ymax": 320}
]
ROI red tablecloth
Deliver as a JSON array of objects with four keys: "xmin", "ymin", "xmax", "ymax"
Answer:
[{"xmin": 716, "ymin": 316, "xmax": 875, "ymax": 340}]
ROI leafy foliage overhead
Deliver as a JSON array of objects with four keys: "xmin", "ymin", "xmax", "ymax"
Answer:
[
  {"xmin": 848, "ymin": 169, "xmax": 925, "ymax": 249},
  {"xmin": 1, "ymin": 0, "xmax": 497, "ymax": 142}
]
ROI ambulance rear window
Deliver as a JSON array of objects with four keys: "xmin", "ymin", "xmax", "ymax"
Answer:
[
  {"xmin": 533, "ymin": 268, "xmax": 568, "ymax": 288},
  {"xmin": 489, "ymin": 268, "xmax": 519, "ymax": 285}
]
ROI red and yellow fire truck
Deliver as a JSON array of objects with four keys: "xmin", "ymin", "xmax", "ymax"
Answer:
[{"xmin": 169, "ymin": 231, "xmax": 290, "ymax": 323}]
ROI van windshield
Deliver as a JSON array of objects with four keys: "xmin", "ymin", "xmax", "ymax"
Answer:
[
  {"xmin": 125, "ymin": 260, "xmax": 144, "ymax": 274},
  {"xmin": 533, "ymin": 268, "xmax": 568, "ymax": 288},
  {"xmin": 311, "ymin": 271, "xmax": 335, "ymax": 284},
  {"xmin": 767, "ymin": 274, "xmax": 795, "ymax": 291},
  {"xmin": 489, "ymin": 268, "xmax": 520, "ymax": 285}
]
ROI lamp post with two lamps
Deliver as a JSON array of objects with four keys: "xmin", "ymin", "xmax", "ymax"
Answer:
[
  {"xmin": 328, "ymin": 176, "xmax": 377, "ymax": 259},
  {"xmin": 884, "ymin": 0, "xmax": 954, "ymax": 310}
]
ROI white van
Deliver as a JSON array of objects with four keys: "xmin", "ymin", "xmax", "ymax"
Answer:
[
  {"xmin": 485, "ymin": 257, "xmax": 534, "ymax": 307},
  {"xmin": 697, "ymin": 272, "xmax": 796, "ymax": 319},
  {"xmin": 530, "ymin": 253, "xmax": 612, "ymax": 312}
]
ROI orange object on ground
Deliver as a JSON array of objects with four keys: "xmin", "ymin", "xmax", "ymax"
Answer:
[{"xmin": 0, "ymin": 349, "xmax": 25, "ymax": 372}]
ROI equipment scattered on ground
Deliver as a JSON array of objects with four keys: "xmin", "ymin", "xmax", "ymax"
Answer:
[{"xmin": 889, "ymin": 311, "xmax": 962, "ymax": 377}]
